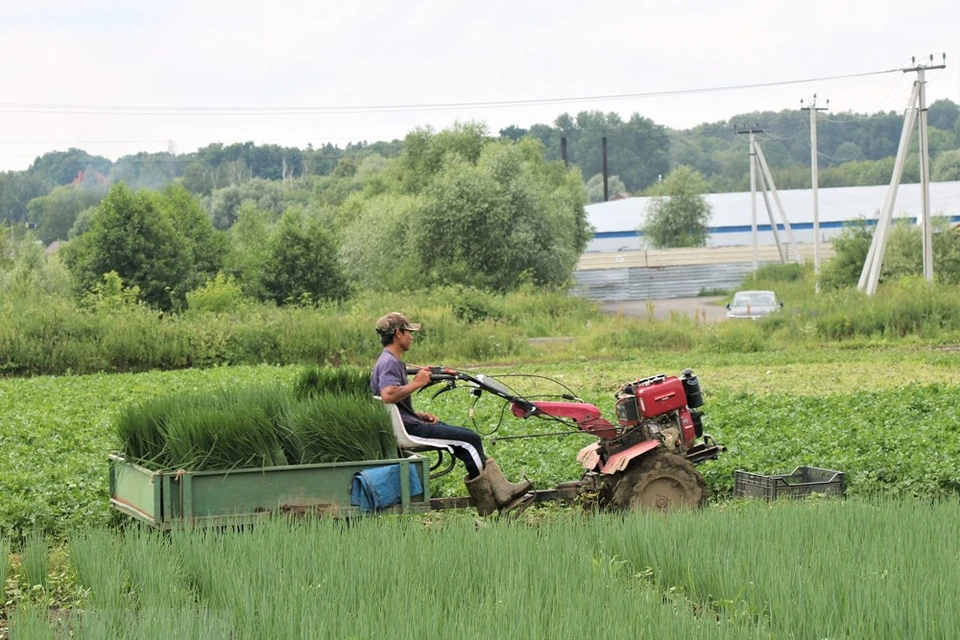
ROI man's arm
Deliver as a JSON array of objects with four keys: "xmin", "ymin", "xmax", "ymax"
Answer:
[{"xmin": 380, "ymin": 367, "xmax": 433, "ymax": 404}]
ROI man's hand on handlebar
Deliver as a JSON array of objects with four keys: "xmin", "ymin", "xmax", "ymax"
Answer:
[{"xmin": 412, "ymin": 367, "xmax": 433, "ymax": 389}]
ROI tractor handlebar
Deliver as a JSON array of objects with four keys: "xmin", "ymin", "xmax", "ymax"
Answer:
[{"xmin": 405, "ymin": 366, "xmax": 535, "ymax": 412}]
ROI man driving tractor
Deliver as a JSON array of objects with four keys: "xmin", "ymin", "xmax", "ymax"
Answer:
[{"xmin": 371, "ymin": 312, "xmax": 532, "ymax": 515}]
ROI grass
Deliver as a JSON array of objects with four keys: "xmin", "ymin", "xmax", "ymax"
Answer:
[
  {"xmin": 5, "ymin": 278, "xmax": 960, "ymax": 378},
  {"xmin": 20, "ymin": 532, "xmax": 47, "ymax": 592},
  {"xmin": 3, "ymin": 347, "xmax": 960, "ymax": 539},
  {"xmin": 3, "ymin": 501, "xmax": 958, "ymax": 639},
  {"xmin": 0, "ymin": 536, "xmax": 8, "ymax": 607}
]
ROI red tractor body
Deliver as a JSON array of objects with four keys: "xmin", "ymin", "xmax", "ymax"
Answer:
[{"xmin": 415, "ymin": 366, "xmax": 722, "ymax": 511}]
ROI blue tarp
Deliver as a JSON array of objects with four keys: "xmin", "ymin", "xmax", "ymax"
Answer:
[{"xmin": 350, "ymin": 464, "xmax": 424, "ymax": 512}]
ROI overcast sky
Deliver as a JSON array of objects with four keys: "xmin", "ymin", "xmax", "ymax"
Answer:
[{"xmin": 2, "ymin": 0, "xmax": 958, "ymax": 171}]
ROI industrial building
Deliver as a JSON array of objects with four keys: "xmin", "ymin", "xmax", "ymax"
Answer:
[
  {"xmin": 585, "ymin": 180, "xmax": 960, "ymax": 252},
  {"xmin": 572, "ymin": 180, "xmax": 960, "ymax": 301}
]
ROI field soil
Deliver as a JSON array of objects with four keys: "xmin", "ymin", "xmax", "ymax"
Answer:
[{"xmin": 600, "ymin": 297, "xmax": 728, "ymax": 322}]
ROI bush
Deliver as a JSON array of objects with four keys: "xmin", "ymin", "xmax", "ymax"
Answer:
[
  {"xmin": 703, "ymin": 320, "xmax": 769, "ymax": 354},
  {"xmin": 186, "ymin": 272, "xmax": 248, "ymax": 313}
]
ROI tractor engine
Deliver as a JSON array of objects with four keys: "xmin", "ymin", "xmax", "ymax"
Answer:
[{"xmin": 612, "ymin": 369, "xmax": 704, "ymax": 456}]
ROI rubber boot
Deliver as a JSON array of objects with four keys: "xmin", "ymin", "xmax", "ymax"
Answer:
[
  {"xmin": 464, "ymin": 470, "xmax": 497, "ymax": 517},
  {"xmin": 483, "ymin": 458, "xmax": 533, "ymax": 511}
]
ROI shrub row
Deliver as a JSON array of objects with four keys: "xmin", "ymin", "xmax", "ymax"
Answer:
[{"xmin": 4, "ymin": 274, "xmax": 960, "ymax": 378}]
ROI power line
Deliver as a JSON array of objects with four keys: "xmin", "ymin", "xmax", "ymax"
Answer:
[
  {"xmin": 0, "ymin": 68, "xmax": 903, "ymax": 116},
  {"xmin": 0, "ymin": 135, "xmax": 402, "ymax": 145}
]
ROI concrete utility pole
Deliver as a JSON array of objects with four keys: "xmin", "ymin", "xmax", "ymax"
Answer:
[
  {"xmin": 755, "ymin": 143, "xmax": 802, "ymax": 264},
  {"xmin": 859, "ymin": 83, "xmax": 920, "ymax": 294},
  {"xmin": 859, "ymin": 54, "xmax": 946, "ymax": 295},
  {"xmin": 914, "ymin": 57, "xmax": 941, "ymax": 282},
  {"xmin": 736, "ymin": 125, "xmax": 764, "ymax": 271},
  {"xmin": 756, "ymin": 165, "xmax": 787, "ymax": 262},
  {"xmin": 801, "ymin": 94, "xmax": 828, "ymax": 290}
]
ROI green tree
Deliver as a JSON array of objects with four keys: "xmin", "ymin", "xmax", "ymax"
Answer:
[
  {"xmin": 932, "ymin": 220, "xmax": 960, "ymax": 285},
  {"xmin": 499, "ymin": 125, "xmax": 528, "ymax": 141},
  {"xmin": 109, "ymin": 151, "xmax": 179, "ymax": 189},
  {"xmin": 26, "ymin": 185, "xmax": 106, "ymax": 245},
  {"xmin": 819, "ymin": 219, "xmax": 874, "ymax": 291},
  {"xmin": 340, "ymin": 131, "xmax": 588, "ymax": 293},
  {"xmin": 932, "ymin": 149, "xmax": 960, "ymax": 182},
  {"xmin": 27, "ymin": 148, "xmax": 112, "ymax": 186},
  {"xmin": 641, "ymin": 166, "xmax": 712, "ymax": 248},
  {"xmin": 927, "ymin": 99, "xmax": 960, "ymax": 132},
  {"xmin": 0, "ymin": 224, "xmax": 12, "ymax": 271},
  {"xmin": 391, "ymin": 122, "xmax": 489, "ymax": 194},
  {"xmin": 154, "ymin": 183, "xmax": 227, "ymax": 294},
  {"xmin": 225, "ymin": 202, "xmax": 274, "ymax": 300},
  {"xmin": 61, "ymin": 184, "xmax": 189, "ymax": 310},
  {"xmin": 407, "ymin": 137, "xmax": 589, "ymax": 291},
  {"xmin": 835, "ymin": 142, "xmax": 865, "ymax": 163},
  {"xmin": 332, "ymin": 158, "xmax": 358, "ymax": 178},
  {"xmin": 68, "ymin": 206, "xmax": 99, "ymax": 238},
  {"xmin": 338, "ymin": 193, "xmax": 424, "ymax": 291},
  {"xmin": 206, "ymin": 178, "xmax": 288, "ymax": 230},
  {"xmin": 530, "ymin": 111, "xmax": 670, "ymax": 192},
  {"xmin": 180, "ymin": 161, "xmax": 223, "ymax": 196},
  {"xmin": 355, "ymin": 154, "xmax": 388, "ymax": 178},
  {"xmin": 818, "ymin": 217, "xmax": 960, "ymax": 290},
  {"xmin": 262, "ymin": 209, "xmax": 349, "ymax": 305},
  {"xmin": 585, "ymin": 173, "xmax": 627, "ymax": 203},
  {"xmin": 0, "ymin": 172, "xmax": 52, "ymax": 224}
]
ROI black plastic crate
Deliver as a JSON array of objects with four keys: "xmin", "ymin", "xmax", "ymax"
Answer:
[{"xmin": 734, "ymin": 466, "xmax": 846, "ymax": 501}]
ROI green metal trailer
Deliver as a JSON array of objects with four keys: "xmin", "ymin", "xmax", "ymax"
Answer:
[
  {"xmin": 109, "ymin": 453, "xmax": 584, "ymax": 528},
  {"xmin": 108, "ymin": 454, "xmax": 432, "ymax": 529}
]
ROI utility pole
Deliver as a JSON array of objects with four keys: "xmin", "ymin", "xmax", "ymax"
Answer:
[
  {"xmin": 756, "ymin": 165, "xmax": 787, "ymax": 262},
  {"xmin": 911, "ymin": 56, "xmax": 944, "ymax": 282},
  {"xmin": 601, "ymin": 135, "xmax": 609, "ymax": 202},
  {"xmin": 859, "ymin": 54, "xmax": 946, "ymax": 295},
  {"xmin": 755, "ymin": 143, "xmax": 802, "ymax": 264},
  {"xmin": 801, "ymin": 94, "xmax": 828, "ymax": 291},
  {"xmin": 736, "ymin": 124, "xmax": 764, "ymax": 271}
]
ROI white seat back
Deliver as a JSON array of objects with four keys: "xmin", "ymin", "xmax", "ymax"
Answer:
[{"xmin": 375, "ymin": 397, "xmax": 453, "ymax": 453}]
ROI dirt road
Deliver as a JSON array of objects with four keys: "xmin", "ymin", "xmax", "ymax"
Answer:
[{"xmin": 600, "ymin": 297, "xmax": 728, "ymax": 323}]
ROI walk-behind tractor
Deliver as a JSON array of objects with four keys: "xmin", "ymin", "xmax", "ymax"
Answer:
[
  {"xmin": 409, "ymin": 366, "xmax": 724, "ymax": 512},
  {"xmin": 109, "ymin": 367, "xmax": 725, "ymax": 528}
]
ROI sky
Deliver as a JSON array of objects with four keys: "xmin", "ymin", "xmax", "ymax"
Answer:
[{"xmin": 2, "ymin": 0, "xmax": 959, "ymax": 172}]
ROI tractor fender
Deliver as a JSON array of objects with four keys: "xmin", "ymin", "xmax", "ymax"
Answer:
[
  {"xmin": 576, "ymin": 442, "xmax": 602, "ymax": 471},
  {"xmin": 599, "ymin": 440, "xmax": 660, "ymax": 475}
]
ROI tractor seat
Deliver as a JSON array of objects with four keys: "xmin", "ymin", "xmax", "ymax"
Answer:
[{"xmin": 375, "ymin": 397, "xmax": 454, "ymax": 454}]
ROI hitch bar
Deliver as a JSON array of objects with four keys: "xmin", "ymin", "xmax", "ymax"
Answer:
[{"xmin": 429, "ymin": 484, "xmax": 583, "ymax": 511}]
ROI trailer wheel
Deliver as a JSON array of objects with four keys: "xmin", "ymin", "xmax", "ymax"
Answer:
[{"xmin": 610, "ymin": 451, "xmax": 707, "ymax": 512}]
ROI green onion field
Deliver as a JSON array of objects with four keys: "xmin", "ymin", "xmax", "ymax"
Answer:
[{"xmin": 2, "ymin": 343, "xmax": 960, "ymax": 638}]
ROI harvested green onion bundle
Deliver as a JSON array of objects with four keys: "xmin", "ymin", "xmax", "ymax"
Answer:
[
  {"xmin": 293, "ymin": 365, "xmax": 372, "ymax": 399},
  {"xmin": 116, "ymin": 367, "xmax": 392, "ymax": 471},
  {"xmin": 279, "ymin": 394, "xmax": 395, "ymax": 464}
]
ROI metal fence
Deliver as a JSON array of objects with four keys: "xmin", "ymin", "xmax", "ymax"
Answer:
[
  {"xmin": 570, "ymin": 244, "xmax": 834, "ymax": 301},
  {"xmin": 571, "ymin": 263, "xmax": 755, "ymax": 301}
]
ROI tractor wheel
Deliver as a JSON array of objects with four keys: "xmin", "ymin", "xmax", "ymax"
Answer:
[{"xmin": 609, "ymin": 450, "xmax": 707, "ymax": 512}]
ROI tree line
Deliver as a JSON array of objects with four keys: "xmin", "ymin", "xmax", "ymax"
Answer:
[
  {"xmin": 2, "ymin": 124, "xmax": 589, "ymax": 312},
  {"xmin": 4, "ymin": 99, "xmax": 960, "ymax": 234}
]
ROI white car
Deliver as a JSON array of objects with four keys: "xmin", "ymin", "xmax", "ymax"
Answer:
[{"xmin": 726, "ymin": 290, "xmax": 783, "ymax": 319}]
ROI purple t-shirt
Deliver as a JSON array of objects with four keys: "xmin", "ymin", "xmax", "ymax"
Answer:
[{"xmin": 371, "ymin": 349, "xmax": 422, "ymax": 426}]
